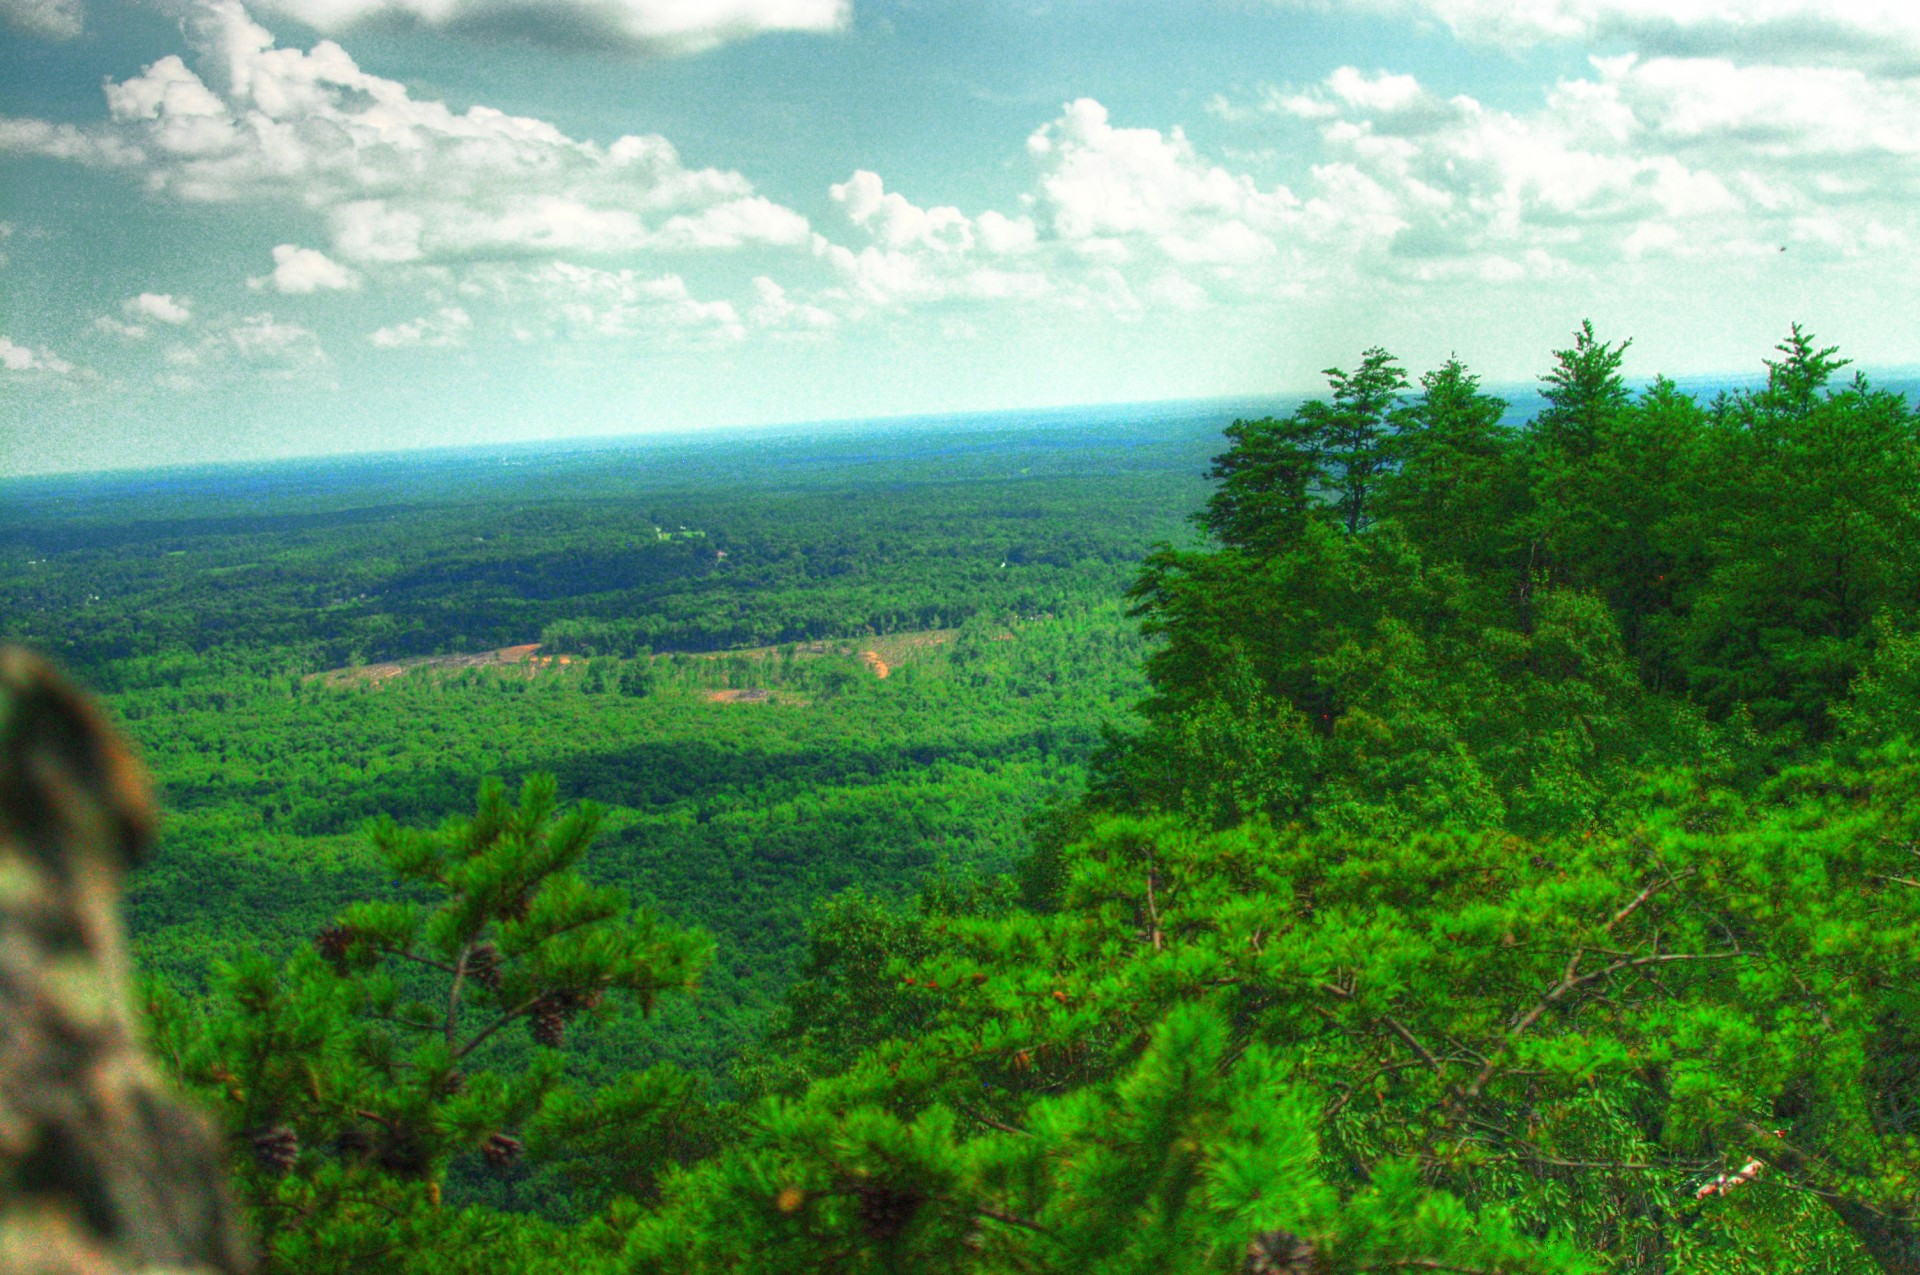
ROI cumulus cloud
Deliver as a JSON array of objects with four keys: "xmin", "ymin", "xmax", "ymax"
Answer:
[
  {"xmin": 0, "ymin": 336, "xmax": 76, "ymax": 377},
  {"xmin": 229, "ymin": 312, "xmax": 325, "ymax": 361},
  {"xmin": 12, "ymin": 0, "xmax": 1915, "ymax": 360},
  {"xmin": 250, "ymin": 0, "xmax": 848, "ymax": 58},
  {"xmin": 651, "ymin": 196, "xmax": 811, "ymax": 249},
  {"xmin": 806, "ymin": 103, "xmax": 1318, "ymax": 318},
  {"xmin": 747, "ymin": 275, "xmax": 836, "ymax": 333},
  {"xmin": 1027, "ymin": 98, "xmax": 1301, "ymax": 264},
  {"xmin": 128, "ymin": 292, "xmax": 192, "ymax": 324},
  {"xmin": 0, "ymin": 0, "xmax": 811, "ymax": 268},
  {"xmin": 805, "ymin": 169, "xmax": 1048, "ymax": 310},
  {"xmin": 809, "ymin": 32, "xmax": 1920, "ymax": 325},
  {"xmin": 0, "ymin": 0, "xmax": 82, "ymax": 39},
  {"xmin": 95, "ymin": 292, "xmax": 194, "ymax": 339},
  {"xmin": 525, "ymin": 263, "xmax": 745, "ymax": 340},
  {"xmin": 255, "ymin": 243, "xmax": 360, "ymax": 293},
  {"xmin": 1294, "ymin": 0, "xmax": 1920, "ymax": 68},
  {"xmin": 0, "ymin": 116, "xmax": 140, "ymax": 166},
  {"xmin": 1248, "ymin": 55, "xmax": 1920, "ymax": 278},
  {"xmin": 370, "ymin": 306, "xmax": 472, "ymax": 347}
]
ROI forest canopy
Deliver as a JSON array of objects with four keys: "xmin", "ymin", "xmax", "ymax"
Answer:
[{"xmin": 23, "ymin": 324, "xmax": 1920, "ymax": 1272}]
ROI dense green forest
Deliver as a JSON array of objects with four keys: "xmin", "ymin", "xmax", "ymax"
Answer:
[
  {"xmin": 14, "ymin": 330, "xmax": 1920, "ymax": 1272},
  {"xmin": 1, "ymin": 409, "xmax": 1217, "ymax": 1077}
]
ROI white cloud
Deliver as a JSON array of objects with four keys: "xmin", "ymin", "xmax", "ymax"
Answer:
[
  {"xmin": 94, "ymin": 293, "xmax": 193, "ymax": 340},
  {"xmin": 127, "ymin": 292, "xmax": 192, "ymax": 324},
  {"xmin": 1327, "ymin": 66, "xmax": 1425, "ymax": 113},
  {"xmin": 1027, "ymin": 99, "xmax": 1299, "ymax": 249},
  {"xmin": 1298, "ymin": 0, "xmax": 1920, "ymax": 67},
  {"xmin": 805, "ymin": 104, "xmax": 1310, "ymax": 317},
  {"xmin": 832, "ymin": 170, "xmax": 980, "ymax": 251},
  {"xmin": 250, "ymin": 0, "xmax": 848, "ymax": 57},
  {"xmin": 11, "ymin": 0, "xmax": 1914, "ymax": 369},
  {"xmin": 0, "ymin": 336, "xmax": 76, "ymax": 376},
  {"xmin": 0, "ymin": 116, "xmax": 141, "ymax": 166},
  {"xmin": 0, "ymin": 0, "xmax": 82, "ymax": 39},
  {"xmin": 519, "ymin": 262, "xmax": 745, "ymax": 340},
  {"xmin": 807, "ymin": 40, "xmax": 1920, "ymax": 327},
  {"xmin": 1198, "ymin": 50, "xmax": 1920, "ymax": 282},
  {"xmin": 255, "ymin": 244, "xmax": 360, "ymax": 293},
  {"xmin": 229, "ymin": 312, "xmax": 325, "ymax": 361},
  {"xmin": 1, "ymin": 0, "xmax": 811, "ymax": 268},
  {"xmin": 370, "ymin": 306, "xmax": 472, "ymax": 348},
  {"xmin": 748, "ymin": 275, "xmax": 836, "ymax": 333},
  {"xmin": 809, "ymin": 170, "xmax": 1054, "ymax": 309},
  {"xmin": 331, "ymin": 202, "xmax": 427, "ymax": 264},
  {"xmin": 651, "ymin": 196, "xmax": 812, "ymax": 249}
]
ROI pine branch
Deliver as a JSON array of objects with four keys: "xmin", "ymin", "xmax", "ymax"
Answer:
[
  {"xmin": 1381, "ymin": 1016, "xmax": 1445, "ymax": 1078},
  {"xmin": 1463, "ymin": 946, "xmax": 1742, "ymax": 1104}
]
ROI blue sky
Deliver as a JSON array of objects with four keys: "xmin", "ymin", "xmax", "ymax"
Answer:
[{"xmin": 4, "ymin": 0, "xmax": 1918, "ymax": 475}]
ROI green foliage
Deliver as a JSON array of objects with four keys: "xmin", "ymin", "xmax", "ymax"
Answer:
[
  {"xmin": 1201, "ymin": 347, "xmax": 1410, "ymax": 553},
  {"xmin": 1114, "ymin": 322, "xmax": 1920, "ymax": 845},
  {"xmin": 1378, "ymin": 356, "xmax": 1522, "ymax": 583},
  {"xmin": 21, "ymin": 331, "xmax": 1920, "ymax": 1268},
  {"xmin": 146, "ymin": 775, "xmax": 712, "ymax": 1273},
  {"xmin": 628, "ymin": 998, "xmax": 1584, "ymax": 1274}
]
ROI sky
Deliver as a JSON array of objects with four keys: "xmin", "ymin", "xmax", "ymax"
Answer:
[{"xmin": 4, "ymin": 0, "xmax": 1919, "ymax": 476}]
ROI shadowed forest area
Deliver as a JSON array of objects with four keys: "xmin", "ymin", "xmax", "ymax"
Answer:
[{"xmin": 12, "ymin": 327, "xmax": 1920, "ymax": 1272}]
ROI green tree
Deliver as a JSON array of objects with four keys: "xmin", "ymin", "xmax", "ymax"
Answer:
[
  {"xmin": 627, "ymin": 991, "xmax": 1586, "ymax": 1275},
  {"xmin": 1533, "ymin": 319, "xmax": 1632, "ymax": 462},
  {"xmin": 1379, "ymin": 355, "xmax": 1523, "ymax": 585},
  {"xmin": 1320, "ymin": 347, "xmax": 1411, "ymax": 535},
  {"xmin": 1201, "ymin": 412, "xmax": 1324, "ymax": 557},
  {"xmin": 147, "ymin": 774, "xmax": 714, "ymax": 1274},
  {"xmin": 1681, "ymin": 329, "xmax": 1920, "ymax": 733},
  {"xmin": 1201, "ymin": 347, "xmax": 1409, "ymax": 553}
]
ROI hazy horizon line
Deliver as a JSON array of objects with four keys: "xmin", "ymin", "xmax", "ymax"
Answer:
[{"xmin": 11, "ymin": 365, "xmax": 1920, "ymax": 487}]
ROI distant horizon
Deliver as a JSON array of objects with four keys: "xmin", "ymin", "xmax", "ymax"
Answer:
[{"xmin": 8, "ymin": 362, "xmax": 1919, "ymax": 486}]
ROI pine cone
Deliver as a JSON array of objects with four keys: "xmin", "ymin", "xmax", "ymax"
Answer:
[
  {"xmin": 482, "ymin": 1132, "xmax": 522, "ymax": 1168},
  {"xmin": 855, "ymin": 1183, "xmax": 922, "ymax": 1243},
  {"xmin": 1244, "ymin": 1229, "xmax": 1318, "ymax": 1275},
  {"xmin": 530, "ymin": 996, "xmax": 569, "ymax": 1047},
  {"xmin": 315, "ymin": 924, "xmax": 355, "ymax": 972},
  {"xmin": 465, "ymin": 942, "xmax": 502, "ymax": 989},
  {"xmin": 251, "ymin": 1125, "xmax": 299, "ymax": 1175}
]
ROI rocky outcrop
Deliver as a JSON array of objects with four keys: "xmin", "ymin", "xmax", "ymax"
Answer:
[{"xmin": 0, "ymin": 647, "xmax": 252, "ymax": 1274}]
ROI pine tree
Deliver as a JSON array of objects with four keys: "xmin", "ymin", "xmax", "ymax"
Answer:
[
  {"xmin": 1759, "ymin": 322, "xmax": 1850, "ymax": 417},
  {"xmin": 1320, "ymin": 347, "xmax": 1410, "ymax": 535},
  {"xmin": 1201, "ymin": 348, "xmax": 1409, "ymax": 553},
  {"xmin": 1534, "ymin": 319, "xmax": 1631, "ymax": 461},
  {"xmin": 1377, "ymin": 355, "xmax": 1522, "ymax": 585},
  {"xmin": 1201, "ymin": 412, "xmax": 1325, "ymax": 557},
  {"xmin": 146, "ymin": 774, "xmax": 714, "ymax": 1274}
]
